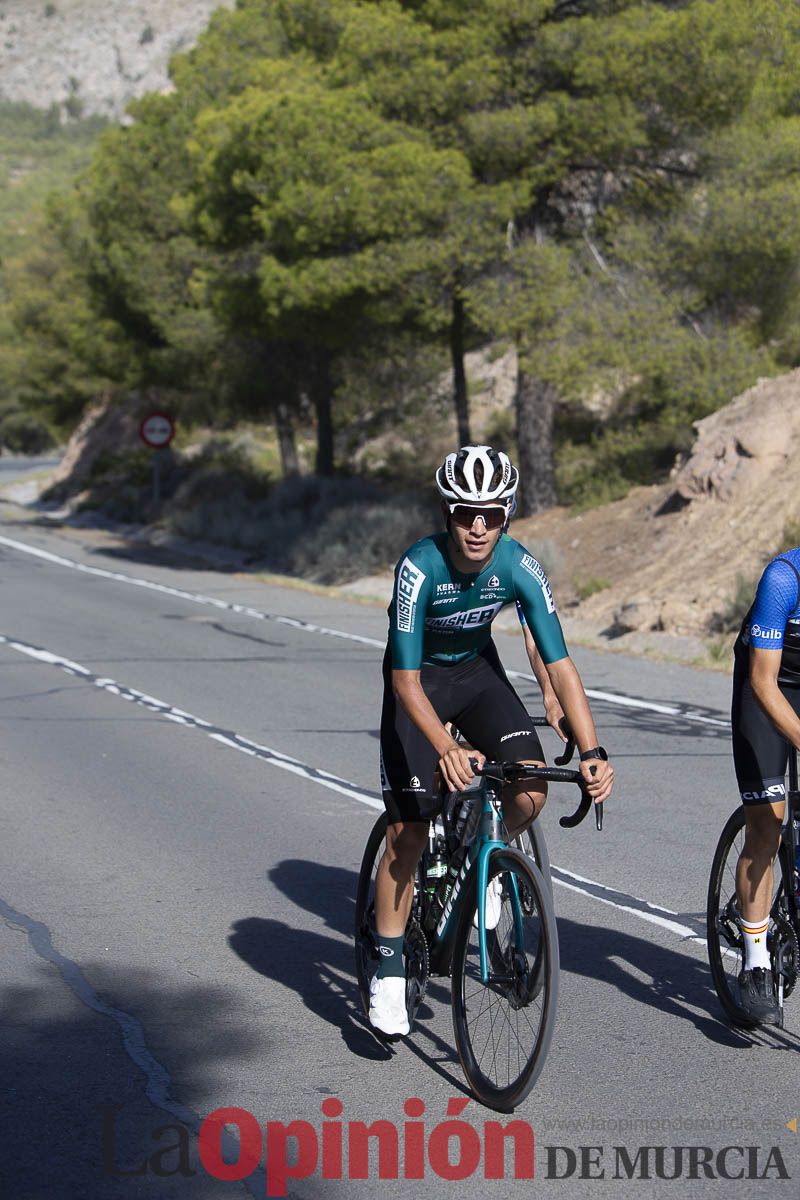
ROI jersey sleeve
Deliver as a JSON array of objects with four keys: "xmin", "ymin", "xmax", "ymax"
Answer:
[
  {"xmin": 748, "ymin": 559, "xmax": 800, "ymax": 650},
  {"xmin": 511, "ymin": 549, "xmax": 568, "ymax": 663},
  {"xmin": 388, "ymin": 548, "xmax": 433, "ymax": 670}
]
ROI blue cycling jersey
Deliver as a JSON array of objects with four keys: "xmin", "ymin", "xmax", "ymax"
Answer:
[{"xmin": 735, "ymin": 547, "xmax": 800, "ymax": 684}]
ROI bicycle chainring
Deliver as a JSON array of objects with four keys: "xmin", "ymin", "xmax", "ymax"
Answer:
[
  {"xmin": 404, "ymin": 919, "xmax": 429, "ymax": 1028},
  {"xmin": 771, "ymin": 911, "xmax": 799, "ymax": 1000}
]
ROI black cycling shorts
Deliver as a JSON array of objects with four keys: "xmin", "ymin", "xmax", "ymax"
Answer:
[
  {"xmin": 731, "ymin": 658, "xmax": 800, "ymax": 805},
  {"xmin": 379, "ymin": 641, "xmax": 545, "ymax": 825}
]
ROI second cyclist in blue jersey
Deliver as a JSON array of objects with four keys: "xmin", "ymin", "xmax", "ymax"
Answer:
[
  {"xmin": 730, "ymin": 548, "xmax": 800, "ymax": 1024},
  {"xmin": 368, "ymin": 445, "xmax": 614, "ymax": 1037}
]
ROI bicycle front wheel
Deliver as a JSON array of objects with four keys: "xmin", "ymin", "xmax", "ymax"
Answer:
[
  {"xmin": 706, "ymin": 805, "xmax": 788, "ymax": 1027},
  {"xmin": 451, "ymin": 848, "xmax": 558, "ymax": 1111}
]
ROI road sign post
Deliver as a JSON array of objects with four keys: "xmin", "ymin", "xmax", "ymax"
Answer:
[{"xmin": 139, "ymin": 412, "xmax": 175, "ymax": 505}]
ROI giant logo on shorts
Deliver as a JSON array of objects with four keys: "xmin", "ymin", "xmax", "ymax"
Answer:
[
  {"xmin": 396, "ymin": 558, "xmax": 426, "ymax": 633},
  {"xmin": 426, "ymin": 603, "xmax": 503, "ymax": 633},
  {"xmin": 519, "ymin": 554, "xmax": 555, "ymax": 614}
]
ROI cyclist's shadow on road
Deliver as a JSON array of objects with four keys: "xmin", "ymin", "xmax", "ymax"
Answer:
[
  {"xmin": 227, "ymin": 858, "xmax": 470, "ymax": 1090},
  {"xmin": 557, "ymin": 915, "xmax": 799, "ymax": 1049}
]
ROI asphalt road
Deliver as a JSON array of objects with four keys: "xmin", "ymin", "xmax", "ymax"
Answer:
[
  {"xmin": 0, "ymin": 455, "xmax": 61, "ymax": 481},
  {"xmin": 0, "ymin": 508, "xmax": 796, "ymax": 1200}
]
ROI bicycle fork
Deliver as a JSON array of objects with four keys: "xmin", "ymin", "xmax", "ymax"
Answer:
[{"xmin": 475, "ymin": 788, "xmax": 523, "ymax": 984}]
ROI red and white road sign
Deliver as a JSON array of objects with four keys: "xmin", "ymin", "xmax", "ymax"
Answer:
[{"xmin": 139, "ymin": 411, "xmax": 175, "ymax": 449}]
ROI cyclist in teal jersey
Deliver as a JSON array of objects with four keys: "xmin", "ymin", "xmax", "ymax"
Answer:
[{"xmin": 369, "ymin": 445, "xmax": 614, "ymax": 1036}]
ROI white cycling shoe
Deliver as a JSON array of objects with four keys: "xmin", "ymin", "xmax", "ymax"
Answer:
[
  {"xmin": 368, "ymin": 976, "xmax": 410, "ymax": 1037},
  {"xmin": 473, "ymin": 876, "xmax": 502, "ymax": 931}
]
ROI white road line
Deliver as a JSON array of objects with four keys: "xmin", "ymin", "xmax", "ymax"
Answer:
[
  {"xmin": 0, "ymin": 532, "xmax": 730, "ymax": 729},
  {"xmin": 550, "ymin": 869, "xmax": 704, "ymax": 944},
  {"xmin": 0, "ymin": 633, "xmax": 383, "ymax": 810},
  {"xmin": 0, "ymin": 532, "xmax": 384, "ymax": 644},
  {"xmin": 0, "ymin": 630, "xmax": 704, "ymax": 945},
  {"xmin": 552, "ymin": 876, "xmax": 702, "ymax": 942}
]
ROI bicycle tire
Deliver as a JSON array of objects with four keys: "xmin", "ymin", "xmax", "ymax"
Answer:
[
  {"xmin": 354, "ymin": 812, "xmax": 388, "ymax": 1017},
  {"xmin": 451, "ymin": 848, "xmax": 558, "ymax": 1111},
  {"xmin": 706, "ymin": 805, "xmax": 789, "ymax": 1027},
  {"xmin": 353, "ymin": 812, "xmax": 429, "ymax": 1029}
]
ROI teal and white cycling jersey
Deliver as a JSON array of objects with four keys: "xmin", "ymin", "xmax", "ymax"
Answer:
[{"xmin": 388, "ymin": 532, "xmax": 567, "ymax": 670}]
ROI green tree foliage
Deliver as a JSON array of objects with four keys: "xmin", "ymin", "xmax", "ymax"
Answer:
[
  {"xmin": 3, "ymin": 217, "xmax": 133, "ymax": 429},
  {"xmin": 314, "ymin": 0, "xmax": 784, "ymax": 509},
  {"xmin": 183, "ymin": 58, "xmax": 477, "ymax": 471},
  {"xmin": 5, "ymin": 0, "xmax": 800, "ymax": 518}
]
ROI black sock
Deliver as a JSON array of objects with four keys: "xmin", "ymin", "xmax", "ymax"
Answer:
[{"xmin": 375, "ymin": 934, "xmax": 405, "ymax": 978}]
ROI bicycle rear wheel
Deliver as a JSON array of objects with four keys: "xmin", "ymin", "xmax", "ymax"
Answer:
[
  {"xmin": 451, "ymin": 848, "xmax": 558, "ymax": 1111},
  {"xmin": 354, "ymin": 813, "xmax": 388, "ymax": 1016},
  {"xmin": 353, "ymin": 812, "xmax": 428, "ymax": 1029},
  {"xmin": 706, "ymin": 805, "xmax": 788, "ymax": 1027}
]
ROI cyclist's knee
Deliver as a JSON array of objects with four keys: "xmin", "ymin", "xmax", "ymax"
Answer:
[
  {"xmin": 744, "ymin": 803, "xmax": 783, "ymax": 855},
  {"xmin": 507, "ymin": 781, "xmax": 547, "ymax": 818},
  {"xmin": 385, "ymin": 820, "xmax": 428, "ymax": 870}
]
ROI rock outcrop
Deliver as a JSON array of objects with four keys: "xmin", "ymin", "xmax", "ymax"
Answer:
[
  {"xmin": 518, "ymin": 369, "xmax": 800, "ymax": 640},
  {"xmin": 0, "ymin": 0, "xmax": 234, "ymax": 120}
]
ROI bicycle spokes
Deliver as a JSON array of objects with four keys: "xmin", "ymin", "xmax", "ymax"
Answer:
[{"xmin": 452, "ymin": 851, "xmax": 558, "ymax": 1110}]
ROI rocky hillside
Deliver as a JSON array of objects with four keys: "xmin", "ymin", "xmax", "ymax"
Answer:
[
  {"xmin": 515, "ymin": 369, "xmax": 800, "ymax": 646},
  {"xmin": 0, "ymin": 0, "xmax": 234, "ymax": 120},
  {"xmin": 342, "ymin": 368, "xmax": 800, "ymax": 662}
]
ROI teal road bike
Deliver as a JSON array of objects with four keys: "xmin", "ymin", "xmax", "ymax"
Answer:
[{"xmin": 354, "ymin": 725, "xmax": 600, "ymax": 1111}]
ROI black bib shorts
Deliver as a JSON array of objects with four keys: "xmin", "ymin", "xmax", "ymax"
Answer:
[
  {"xmin": 732, "ymin": 656, "xmax": 800, "ymax": 805},
  {"xmin": 379, "ymin": 640, "xmax": 545, "ymax": 825}
]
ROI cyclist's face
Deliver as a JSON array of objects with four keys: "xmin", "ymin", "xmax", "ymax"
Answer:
[{"xmin": 445, "ymin": 502, "xmax": 505, "ymax": 565}]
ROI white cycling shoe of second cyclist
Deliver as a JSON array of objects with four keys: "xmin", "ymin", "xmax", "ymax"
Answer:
[
  {"xmin": 473, "ymin": 876, "xmax": 502, "ymax": 931},
  {"xmin": 369, "ymin": 976, "xmax": 410, "ymax": 1037}
]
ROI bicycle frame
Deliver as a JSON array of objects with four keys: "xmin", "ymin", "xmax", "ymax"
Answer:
[
  {"xmin": 426, "ymin": 760, "xmax": 598, "ymax": 982},
  {"xmin": 788, "ymin": 748, "xmax": 800, "ymax": 901},
  {"xmin": 428, "ymin": 780, "xmax": 512, "ymax": 984}
]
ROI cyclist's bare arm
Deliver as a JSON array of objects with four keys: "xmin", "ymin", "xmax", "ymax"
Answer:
[
  {"xmin": 544, "ymin": 657, "xmax": 614, "ymax": 802},
  {"xmin": 391, "ymin": 669, "xmax": 485, "ymax": 792},
  {"xmin": 521, "ymin": 622, "xmax": 567, "ymax": 741},
  {"xmin": 751, "ymin": 646, "xmax": 800, "ymax": 749}
]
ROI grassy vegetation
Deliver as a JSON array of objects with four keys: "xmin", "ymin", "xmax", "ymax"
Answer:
[
  {"xmin": 714, "ymin": 572, "xmax": 759, "ymax": 634},
  {"xmin": 48, "ymin": 432, "xmax": 440, "ymax": 582},
  {"xmin": 0, "ymin": 102, "xmax": 108, "ymax": 453},
  {"xmin": 0, "ymin": 102, "xmax": 108, "ymax": 263},
  {"xmin": 575, "ymin": 576, "xmax": 611, "ymax": 602}
]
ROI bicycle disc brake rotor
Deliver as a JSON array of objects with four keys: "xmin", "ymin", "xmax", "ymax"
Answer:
[
  {"xmin": 488, "ymin": 925, "xmax": 535, "ymax": 1011},
  {"xmin": 404, "ymin": 919, "xmax": 429, "ymax": 1025},
  {"xmin": 771, "ymin": 912, "xmax": 799, "ymax": 999}
]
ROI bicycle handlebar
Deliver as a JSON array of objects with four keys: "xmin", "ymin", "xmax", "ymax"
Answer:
[
  {"xmin": 470, "ymin": 759, "xmax": 603, "ymax": 831},
  {"xmin": 531, "ymin": 716, "xmax": 576, "ymax": 767}
]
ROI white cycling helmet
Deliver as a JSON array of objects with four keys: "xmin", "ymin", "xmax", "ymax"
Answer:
[{"xmin": 435, "ymin": 445, "xmax": 519, "ymax": 504}]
